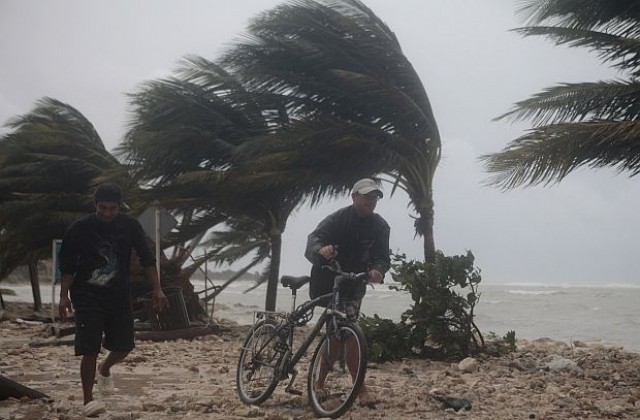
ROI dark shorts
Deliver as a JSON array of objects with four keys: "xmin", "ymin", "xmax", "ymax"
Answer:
[
  {"xmin": 339, "ymin": 299, "xmax": 362, "ymax": 320},
  {"xmin": 310, "ymin": 277, "xmax": 365, "ymax": 320},
  {"xmin": 74, "ymin": 308, "xmax": 135, "ymax": 356}
]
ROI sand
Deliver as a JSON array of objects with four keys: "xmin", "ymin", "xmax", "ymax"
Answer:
[{"xmin": 1, "ymin": 302, "xmax": 640, "ymax": 419}]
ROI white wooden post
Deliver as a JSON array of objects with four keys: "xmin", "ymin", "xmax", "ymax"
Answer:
[{"xmin": 154, "ymin": 200, "xmax": 161, "ymax": 282}]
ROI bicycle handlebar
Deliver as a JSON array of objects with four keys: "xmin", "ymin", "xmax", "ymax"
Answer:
[{"xmin": 321, "ymin": 260, "xmax": 369, "ymax": 283}]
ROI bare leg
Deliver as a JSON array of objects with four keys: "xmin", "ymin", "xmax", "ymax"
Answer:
[
  {"xmin": 97, "ymin": 351, "xmax": 129, "ymax": 377},
  {"xmin": 344, "ymin": 335, "xmax": 373, "ymax": 405},
  {"xmin": 315, "ymin": 337, "xmax": 341, "ymax": 390},
  {"xmin": 80, "ymin": 353, "xmax": 98, "ymax": 404},
  {"xmin": 316, "ymin": 330, "xmax": 362, "ymax": 390}
]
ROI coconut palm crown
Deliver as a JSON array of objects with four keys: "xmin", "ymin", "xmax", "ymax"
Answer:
[{"xmin": 482, "ymin": 0, "xmax": 640, "ymax": 189}]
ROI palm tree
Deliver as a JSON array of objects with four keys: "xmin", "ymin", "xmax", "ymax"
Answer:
[
  {"xmin": 0, "ymin": 98, "xmax": 122, "ymax": 279},
  {"xmin": 0, "ymin": 97, "xmax": 212, "ymax": 318},
  {"xmin": 0, "ymin": 98, "xmax": 122, "ymax": 309},
  {"xmin": 125, "ymin": 0, "xmax": 444, "ymax": 309},
  {"xmin": 221, "ymin": 0, "xmax": 442, "ymax": 261},
  {"xmin": 481, "ymin": 0, "xmax": 640, "ymax": 188}
]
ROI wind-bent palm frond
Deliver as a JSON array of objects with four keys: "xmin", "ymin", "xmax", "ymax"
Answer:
[
  {"xmin": 224, "ymin": 0, "xmax": 438, "ymax": 141},
  {"xmin": 484, "ymin": 120, "xmax": 640, "ymax": 189},
  {"xmin": 0, "ymin": 98, "xmax": 120, "ymax": 279},
  {"xmin": 483, "ymin": 0, "xmax": 640, "ymax": 189},
  {"xmin": 497, "ymin": 81, "xmax": 640, "ymax": 126},
  {"xmin": 120, "ymin": 57, "xmax": 268, "ymax": 183},
  {"xmin": 517, "ymin": 0, "xmax": 640, "ymax": 33},
  {"xmin": 513, "ymin": 26, "xmax": 640, "ymax": 77}
]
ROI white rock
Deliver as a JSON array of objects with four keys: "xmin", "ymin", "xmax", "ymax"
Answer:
[
  {"xmin": 54, "ymin": 399, "xmax": 72, "ymax": 412},
  {"xmin": 458, "ymin": 357, "xmax": 479, "ymax": 373},
  {"xmin": 544, "ymin": 355, "xmax": 584, "ymax": 375}
]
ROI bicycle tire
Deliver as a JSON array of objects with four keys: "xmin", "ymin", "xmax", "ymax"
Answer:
[
  {"xmin": 236, "ymin": 319, "xmax": 282, "ymax": 405},
  {"xmin": 307, "ymin": 321, "xmax": 368, "ymax": 418}
]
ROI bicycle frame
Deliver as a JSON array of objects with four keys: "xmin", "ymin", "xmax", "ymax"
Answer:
[{"xmin": 251, "ymin": 270, "xmax": 363, "ymax": 386}]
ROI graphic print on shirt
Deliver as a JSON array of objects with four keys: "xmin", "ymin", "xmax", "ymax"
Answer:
[{"xmin": 87, "ymin": 233, "xmax": 119, "ymax": 287}]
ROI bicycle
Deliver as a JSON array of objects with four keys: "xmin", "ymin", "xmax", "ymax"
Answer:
[{"xmin": 236, "ymin": 261, "xmax": 369, "ymax": 418}]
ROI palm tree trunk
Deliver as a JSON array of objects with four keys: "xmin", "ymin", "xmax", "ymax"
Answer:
[
  {"xmin": 0, "ymin": 374, "xmax": 49, "ymax": 399},
  {"xmin": 417, "ymin": 205, "xmax": 436, "ymax": 263},
  {"xmin": 201, "ymin": 259, "xmax": 262, "ymax": 303},
  {"xmin": 264, "ymin": 232, "xmax": 282, "ymax": 311}
]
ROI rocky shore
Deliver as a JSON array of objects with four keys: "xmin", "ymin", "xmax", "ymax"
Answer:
[{"xmin": 1, "ymin": 302, "xmax": 640, "ymax": 419}]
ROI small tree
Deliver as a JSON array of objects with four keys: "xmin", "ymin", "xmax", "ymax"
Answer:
[{"xmin": 391, "ymin": 251, "xmax": 484, "ymax": 358}]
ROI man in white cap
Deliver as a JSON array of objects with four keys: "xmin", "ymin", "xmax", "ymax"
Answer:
[{"xmin": 305, "ymin": 177, "xmax": 390, "ymax": 407}]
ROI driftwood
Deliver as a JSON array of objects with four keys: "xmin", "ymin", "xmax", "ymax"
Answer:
[
  {"xmin": 17, "ymin": 314, "xmax": 55, "ymax": 324},
  {"xmin": 135, "ymin": 324, "xmax": 229, "ymax": 342},
  {"xmin": 29, "ymin": 339, "xmax": 74, "ymax": 348},
  {"xmin": 30, "ymin": 323, "xmax": 228, "ymax": 347},
  {"xmin": 0, "ymin": 374, "xmax": 49, "ymax": 400},
  {"xmin": 45, "ymin": 325, "xmax": 76, "ymax": 338}
]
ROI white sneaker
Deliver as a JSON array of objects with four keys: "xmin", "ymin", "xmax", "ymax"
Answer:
[
  {"xmin": 96, "ymin": 372, "xmax": 115, "ymax": 395},
  {"xmin": 83, "ymin": 400, "xmax": 106, "ymax": 417}
]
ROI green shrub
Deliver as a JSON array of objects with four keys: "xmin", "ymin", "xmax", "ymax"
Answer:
[
  {"xmin": 360, "ymin": 314, "xmax": 412, "ymax": 363},
  {"xmin": 504, "ymin": 330, "xmax": 517, "ymax": 352},
  {"xmin": 484, "ymin": 330, "xmax": 518, "ymax": 355},
  {"xmin": 390, "ymin": 250, "xmax": 484, "ymax": 358}
]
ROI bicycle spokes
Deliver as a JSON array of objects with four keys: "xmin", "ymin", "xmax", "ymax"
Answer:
[{"xmin": 236, "ymin": 321, "xmax": 281, "ymax": 404}]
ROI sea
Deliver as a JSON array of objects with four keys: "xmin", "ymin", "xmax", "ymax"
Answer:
[{"xmin": 3, "ymin": 280, "xmax": 639, "ymax": 352}]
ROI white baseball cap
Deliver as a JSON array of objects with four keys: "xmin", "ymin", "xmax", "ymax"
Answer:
[{"xmin": 351, "ymin": 178, "xmax": 383, "ymax": 198}]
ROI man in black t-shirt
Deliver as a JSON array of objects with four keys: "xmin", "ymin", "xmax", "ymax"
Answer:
[
  {"xmin": 305, "ymin": 178, "xmax": 390, "ymax": 407},
  {"xmin": 58, "ymin": 184, "xmax": 167, "ymax": 415}
]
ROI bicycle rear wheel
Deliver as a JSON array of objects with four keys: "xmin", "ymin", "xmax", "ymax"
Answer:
[
  {"xmin": 236, "ymin": 319, "xmax": 281, "ymax": 405},
  {"xmin": 307, "ymin": 322, "xmax": 367, "ymax": 418}
]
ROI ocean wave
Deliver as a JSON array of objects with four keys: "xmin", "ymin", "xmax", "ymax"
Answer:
[
  {"xmin": 481, "ymin": 299, "xmax": 502, "ymax": 304},
  {"xmin": 601, "ymin": 283, "xmax": 640, "ymax": 289},
  {"xmin": 507, "ymin": 289, "xmax": 562, "ymax": 296},
  {"xmin": 494, "ymin": 282, "xmax": 640, "ymax": 289}
]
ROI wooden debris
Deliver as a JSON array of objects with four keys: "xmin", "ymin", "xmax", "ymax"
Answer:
[{"xmin": 0, "ymin": 374, "xmax": 50, "ymax": 400}]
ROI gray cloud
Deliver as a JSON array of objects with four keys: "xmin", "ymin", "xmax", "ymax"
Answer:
[{"xmin": 1, "ymin": 0, "xmax": 636, "ymax": 286}]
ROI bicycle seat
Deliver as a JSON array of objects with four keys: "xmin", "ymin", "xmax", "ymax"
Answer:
[{"xmin": 280, "ymin": 275, "xmax": 310, "ymax": 291}]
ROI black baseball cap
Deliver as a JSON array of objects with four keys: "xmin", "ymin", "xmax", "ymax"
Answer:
[{"xmin": 93, "ymin": 183, "xmax": 123, "ymax": 204}]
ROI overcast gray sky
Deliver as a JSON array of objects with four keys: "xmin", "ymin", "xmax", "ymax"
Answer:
[{"xmin": 1, "ymin": 0, "xmax": 637, "ymax": 286}]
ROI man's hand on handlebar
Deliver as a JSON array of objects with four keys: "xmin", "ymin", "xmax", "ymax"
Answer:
[
  {"xmin": 319, "ymin": 244, "xmax": 338, "ymax": 261},
  {"xmin": 321, "ymin": 259, "xmax": 382, "ymax": 284},
  {"xmin": 368, "ymin": 268, "xmax": 383, "ymax": 284}
]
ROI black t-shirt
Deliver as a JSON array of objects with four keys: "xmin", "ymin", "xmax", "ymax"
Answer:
[{"xmin": 59, "ymin": 213, "xmax": 155, "ymax": 310}]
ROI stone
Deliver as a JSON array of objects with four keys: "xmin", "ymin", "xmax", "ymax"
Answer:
[
  {"xmin": 544, "ymin": 355, "xmax": 584, "ymax": 375},
  {"xmin": 458, "ymin": 357, "xmax": 479, "ymax": 373}
]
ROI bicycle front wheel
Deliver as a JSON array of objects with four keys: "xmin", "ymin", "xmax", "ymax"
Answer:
[
  {"xmin": 307, "ymin": 322, "xmax": 368, "ymax": 418},
  {"xmin": 236, "ymin": 319, "xmax": 281, "ymax": 405}
]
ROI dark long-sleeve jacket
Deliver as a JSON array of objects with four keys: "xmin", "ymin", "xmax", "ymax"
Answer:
[{"xmin": 305, "ymin": 205, "xmax": 390, "ymax": 298}]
